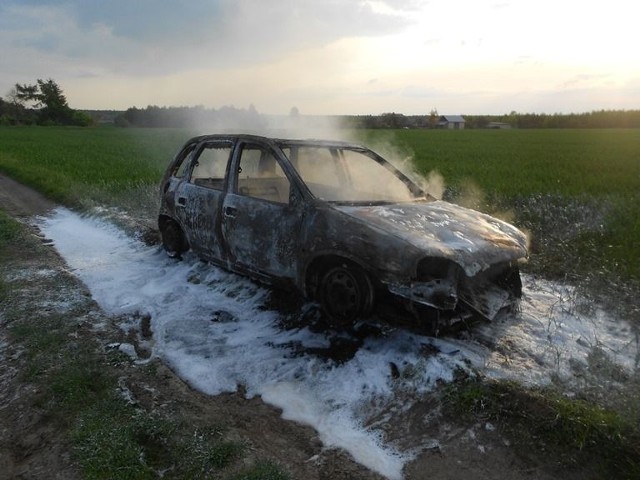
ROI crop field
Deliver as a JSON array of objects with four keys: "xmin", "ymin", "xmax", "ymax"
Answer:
[
  {"xmin": 1, "ymin": 126, "xmax": 638, "ymax": 282},
  {"xmin": 389, "ymin": 128, "xmax": 640, "ymax": 197}
]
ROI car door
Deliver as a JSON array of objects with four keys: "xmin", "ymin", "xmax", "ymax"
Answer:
[
  {"xmin": 173, "ymin": 139, "xmax": 233, "ymax": 262},
  {"xmin": 220, "ymin": 141, "xmax": 304, "ymax": 279}
]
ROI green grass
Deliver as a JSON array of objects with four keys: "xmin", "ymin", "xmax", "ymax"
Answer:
[
  {"xmin": 0, "ymin": 211, "xmax": 28, "ymax": 296},
  {"xmin": 1, "ymin": 126, "xmax": 638, "ymax": 280},
  {"xmin": 444, "ymin": 379, "xmax": 640, "ymax": 477},
  {"xmin": 375, "ymin": 129, "xmax": 640, "ymax": 198},
  {"xmin": 73, "ymin": 404, "xmax": 244, "ymax": 480},
  {"xmin": 0, "ymin": 126, "xmax": 188, "ymax": 207},
  {"xmin": 0, "ymin": 209, "xmax": 24, "ymax": 250}
]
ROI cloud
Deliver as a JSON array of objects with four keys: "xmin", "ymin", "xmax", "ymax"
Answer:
[{"xmin": 1, "ymin": 0, "xmax": 415, "ymax": 76}]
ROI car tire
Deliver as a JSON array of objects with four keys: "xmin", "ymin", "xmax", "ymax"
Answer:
[
  {"xmin": 318, "ymin": 262, "xmax": 374, "ymax": 328},
  {"xmin": 160, "ymin": 219, "xmax": 188, "ymax": 259}
]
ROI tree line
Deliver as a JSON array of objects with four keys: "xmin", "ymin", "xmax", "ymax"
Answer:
[
  {"xmin": 114, "ymin": 104, "xmax": 267, "ymax": 129},
  {"xmin": 344, "ymin": 110, "xmax": 640, "ymax": 129},
  {"xmin": 463, "ymin": 110, "xmax": 640, "ymax": 129},
  {"xmin": 2, "ymin": 79, "xmax": 640, "ymax": 129},
  {"xmin": 115, "ymin": 107, "xmax": 640, "ymax": 129}
]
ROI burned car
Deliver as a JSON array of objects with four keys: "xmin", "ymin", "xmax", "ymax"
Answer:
[{"xmin": 159, "ymin": 134, "xmax": 527, "ymax": 331}]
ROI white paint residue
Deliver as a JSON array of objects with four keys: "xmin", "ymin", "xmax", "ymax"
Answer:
[{"xmin": 36, "ymin": 208, "xmax": 639, "ymax": 480}]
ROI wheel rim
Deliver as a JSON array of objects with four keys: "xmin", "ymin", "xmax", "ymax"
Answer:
[{"xmin": 321, "ymin": 266, "xmax": 371, "ymax": 323}]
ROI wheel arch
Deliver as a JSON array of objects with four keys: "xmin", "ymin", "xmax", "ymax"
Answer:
[{"xmin": 158, "ymin": 214, "xmax": 190, "ymax": 256}]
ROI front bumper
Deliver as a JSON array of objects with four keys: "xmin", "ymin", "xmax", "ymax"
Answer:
[{"xmin": 387, "ymin": 262, "xmax": 522, "ymax": 321}]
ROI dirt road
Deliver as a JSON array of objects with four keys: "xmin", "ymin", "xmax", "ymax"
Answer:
[{"xmin": 0, "ymin": 174, "xmax": 56, "ymax": 218}]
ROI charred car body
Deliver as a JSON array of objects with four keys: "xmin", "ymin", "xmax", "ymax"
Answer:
[{"xmin": 159, "ymin": 134, "xmax": 528, "ymax": 330}]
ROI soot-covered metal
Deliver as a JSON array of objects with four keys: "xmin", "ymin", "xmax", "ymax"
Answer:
[{"xmin": 159, "ymin": 134, "xmax": 528, "ymax": 331}]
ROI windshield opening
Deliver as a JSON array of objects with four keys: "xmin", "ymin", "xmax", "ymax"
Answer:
[{"xmin": 282, "ymin": 145, "xmax": 423, "ymax": 203}]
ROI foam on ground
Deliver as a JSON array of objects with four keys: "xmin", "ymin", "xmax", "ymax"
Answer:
[{"xmin": 37, "ymin": 207, "xmax": 638, "ymax": 479}]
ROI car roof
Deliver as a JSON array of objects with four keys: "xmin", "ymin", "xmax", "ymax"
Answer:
[{"xmin": 184, "ymin": 133, "xmax": 366, "ymax": 150}]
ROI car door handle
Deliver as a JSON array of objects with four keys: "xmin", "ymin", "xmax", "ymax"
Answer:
[
  {"xmin": 224, "ymin": 206, "xmax": 237, "ymax": 218},
  {"xmin": 177, "ymin": 197, "xmax": 186, "ymax": 207}
]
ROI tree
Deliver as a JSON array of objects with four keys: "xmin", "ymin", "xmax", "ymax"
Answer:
[
  {"xmin": 14, "ymin": 78, "xmax": 78, "ymax": 125},
  {"xmin": 429, "ymin": 108, "xmax": 439, "ymax": 128}
]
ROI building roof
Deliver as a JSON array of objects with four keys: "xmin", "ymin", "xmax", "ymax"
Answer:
[{"xmin": 439, "ymin": 115, "xmax": 465, "ymax": 123}]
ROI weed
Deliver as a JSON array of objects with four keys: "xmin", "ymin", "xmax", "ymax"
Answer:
[
  {"xmin": 50, "ymin": 354, "xmax": 113, "ymax": 410},
  {"xmin": 444, "ymin": 378, "xmax": 640, "ymax": 477},
  {"xmin": 73, "ymin": 398, "xmax": 159, "ymax": 480},
  {"xmin": 73, "ymin": 403, "xmax": 244, "ymax": 480},
  {"xmin": 9, "ymin": 319, "xmax": 70, "ymax": 381},
  {"xmin": 0, "ymin": 210, "xmax": 22, "ymax": 245},
  {"xmin": 174, "ymin": 426, "xmax": 244, "ymax": 478},
  {"xmin": 231, "ymin": 461, "xmax": 292, "ymax": 480},
  {"xmin": 0, "ymin": 210, "xmax": 26, "ymax": 262}
]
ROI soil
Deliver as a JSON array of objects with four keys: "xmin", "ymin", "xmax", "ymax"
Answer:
[
  {"xmin": 0, "ymin": 173, "xmax": 562, "ymax": 480},
  {"xmin": 0, "ymin": 174, "xmax": 56, "ymax": 219}
]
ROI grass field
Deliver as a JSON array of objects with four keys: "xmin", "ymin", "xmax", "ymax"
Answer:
[
  {"xmin": 386, "ymin": 129, "xmax": 640, "ymax": 197},
  {"xmin": 0, "ymin": 126, "xmax": 639, "ymax": 281}
]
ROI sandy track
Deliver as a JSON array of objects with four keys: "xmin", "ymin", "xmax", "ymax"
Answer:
[{"xmin": 0, "ymin": 174, "xmax": 56, "ymax": 218}]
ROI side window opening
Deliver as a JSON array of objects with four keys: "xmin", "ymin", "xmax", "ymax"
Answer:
[
  {"xmin": 236, "ymin": 144, "xmax": 291, "ymax": 204},
  {"xmin": 189, "ymin": 143, "xmax": 232, "ymax": 190},
  {"xmin": 291, "ymin": 146, "xmax": 344, "ymax": 200},
  {"xmin": 171, "ymin": 144, "xmax": 196, "ymax": 178}
]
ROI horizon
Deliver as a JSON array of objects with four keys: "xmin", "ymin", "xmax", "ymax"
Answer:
[{"xmin": 78, "ymin": 106, "xmax": 638, "ymax": 117}]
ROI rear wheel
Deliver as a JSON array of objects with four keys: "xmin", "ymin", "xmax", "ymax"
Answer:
[
  {"xmin": 160, "ymin": 218, "xmax": 188, "ymax": 258},
  {"xmin": 318, "ymin": 262, "xmax": 374, "ymax": 328}
]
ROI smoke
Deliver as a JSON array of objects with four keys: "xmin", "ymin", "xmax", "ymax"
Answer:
[
  {"xmin": 456, "ymin": 179, "xmax": 485, "ymax": 210},
  {"xmin": 415, "ymin": 170, "xmax": 445, "ymax": 200},
  {"xmin": 187, "ymin": 108, "xmax": 354, "ymax": 141},
  {"xmin": 455, "ymin": 179, "xmax": 533, "ymax": 251},
  {"xmin": 362, "ymin": 132, "xmax": 446, "ymax": 200}
]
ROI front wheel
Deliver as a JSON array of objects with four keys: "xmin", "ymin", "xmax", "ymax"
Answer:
[{"xmin": 318, "ymin": 263, "xmax": 374, "ymax": 328}]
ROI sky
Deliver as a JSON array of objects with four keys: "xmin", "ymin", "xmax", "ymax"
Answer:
[{"xmin": 1, "ymin": 0, "xmax": 639, "ymax": 115}]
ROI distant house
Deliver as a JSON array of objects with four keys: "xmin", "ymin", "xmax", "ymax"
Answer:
[{"xmin": 437, "ymin": 115, "xmax": 465, "ymax": 129}]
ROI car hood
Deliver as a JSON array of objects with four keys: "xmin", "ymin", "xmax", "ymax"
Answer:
[{"xmin": 334, "ymin": 201, "xmax": 528, "ymax": 277}]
